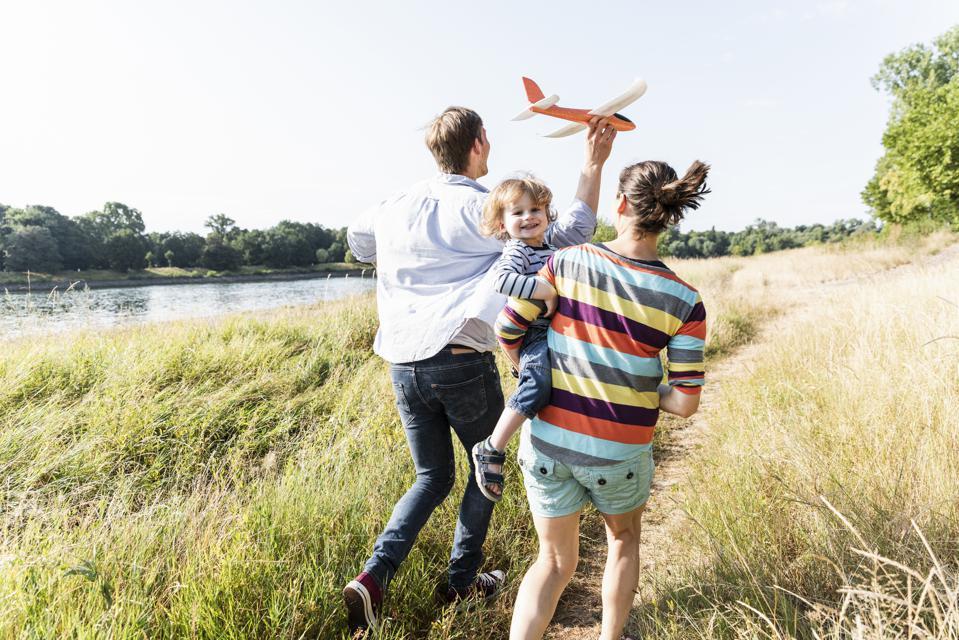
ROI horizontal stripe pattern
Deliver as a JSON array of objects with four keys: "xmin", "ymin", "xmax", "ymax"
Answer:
[
  {"xmin": 493, "ymin": 240, "xmax": 554, "ymax": 299},
  {"xmin": 495, "ymin": 299, "xmax": 543, "ymax": 350},
  {"xmin": 522, "ymin": 243, "xmax": 706, "ymax": 466}
]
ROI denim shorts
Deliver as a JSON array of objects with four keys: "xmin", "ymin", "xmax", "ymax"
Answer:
[
  {"xmin": 507, "ymin": 322, "xmax": 551, "ymax": 419},
  {"xmin": 517, "ymin": 435, "xmax": 654, "ymax": 518}
]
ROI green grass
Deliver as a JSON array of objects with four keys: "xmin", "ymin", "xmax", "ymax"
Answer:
[{"xmin": 0, "ymin": 296, "xmax": 542, "ymax": 638}]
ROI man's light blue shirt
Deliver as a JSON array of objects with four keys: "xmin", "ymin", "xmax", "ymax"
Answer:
[{"xmin": 347, "ymin": 173, "xmax": 595, "ymax": 364}]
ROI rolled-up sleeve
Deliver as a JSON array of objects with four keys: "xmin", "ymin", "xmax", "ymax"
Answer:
[
  {"xmin": 347, "ymin": 204, "xmax": 378, "ymax": 264},
  {"xmin": 544, "ymin": 198, "xmax": 597, "ymax": 248}
]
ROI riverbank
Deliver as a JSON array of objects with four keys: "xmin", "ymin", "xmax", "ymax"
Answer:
[{"xmin": 0, "ymin": 263, "xmax": 373, "ymax": 293}]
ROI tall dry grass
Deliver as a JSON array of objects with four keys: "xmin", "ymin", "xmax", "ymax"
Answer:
[{"xmin": 634, "ymin": 247, "xmax": 959, "ymax": 638}]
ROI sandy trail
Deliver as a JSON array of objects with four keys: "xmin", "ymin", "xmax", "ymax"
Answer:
[{"xmin": 539, "ymin": 242, "xmax": 959, "ymax": 640}]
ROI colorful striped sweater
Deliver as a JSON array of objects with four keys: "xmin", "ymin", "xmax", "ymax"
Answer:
[{"xmin": 494, "ymin": 243, "xmax": 706, "ymax": 466}]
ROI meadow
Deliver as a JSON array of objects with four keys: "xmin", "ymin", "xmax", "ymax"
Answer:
[
  {"xmin": 0, "ymin": 232, "xmax": 955, "ymax": 639},
  {"xmin": 637, "ymin": 234, "xmax": 959, "ymax": 639}
]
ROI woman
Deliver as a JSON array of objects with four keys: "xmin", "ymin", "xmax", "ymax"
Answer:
[{"xmin": 498, "ymin": 159, "xmax": 710, "ymax": 640}]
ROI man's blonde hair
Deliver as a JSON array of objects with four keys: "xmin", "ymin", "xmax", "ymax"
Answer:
[
  {"xmin": 425, "ymin": 107, "xmax": 484, "ymax": 174},
  {"xmin": 480, "ymin": 177, "xmax": 556, "ymax": 241}
]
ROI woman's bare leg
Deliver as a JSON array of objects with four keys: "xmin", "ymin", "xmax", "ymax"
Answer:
[
  {"xmin": 598, "ymin": 503, "xmax": 646, "ymax": 640},
  {"xmin": 509, "ymin": 510, "xmax": 581, "ymax": 640}
]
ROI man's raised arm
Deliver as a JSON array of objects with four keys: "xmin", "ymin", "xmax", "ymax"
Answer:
[{"xmin": 546, "ymin": 118, "xmax": 617, "ymax": 248}]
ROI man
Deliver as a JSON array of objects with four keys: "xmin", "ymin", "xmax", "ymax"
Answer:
[{"xmin": 344, "ymin": 106, "xmax": 613, "ymax": 636}]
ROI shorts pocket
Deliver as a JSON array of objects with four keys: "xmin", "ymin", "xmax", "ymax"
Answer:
[
  {"xmin": 587, "ymin": 453, "xmax": 653, "ymax": 512},
  {"xmin": 519, "ymin": 452, "xmax": 555, "ymax": 478},
  {"xmin": 431, "ymin": 374, "xmax": 488, "ymax": 424}
]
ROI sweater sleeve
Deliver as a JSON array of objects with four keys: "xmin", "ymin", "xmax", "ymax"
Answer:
[{"xmin": 494, "ymin": 298, "xmax": 544, "ymax": 351}]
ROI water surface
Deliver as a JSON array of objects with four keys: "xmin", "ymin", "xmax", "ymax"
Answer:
[{"xmin": 1, "ymin": 276, "xmax": 376, "ymax": 341}]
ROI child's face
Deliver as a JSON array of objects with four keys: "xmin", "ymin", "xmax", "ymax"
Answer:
[{"xmin": 501, "ymin": 192, "xmax": 548, "ymax": 244}]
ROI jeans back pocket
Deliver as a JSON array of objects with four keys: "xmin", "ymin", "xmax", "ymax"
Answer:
[{"xmin": 431, "ymin": 374, "xmax": 488, "ymax": 424}]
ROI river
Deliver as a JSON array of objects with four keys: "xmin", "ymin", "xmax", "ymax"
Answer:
[{"xmin": 0, "ymin": 275, "xmax": 376, "ymax": 341}]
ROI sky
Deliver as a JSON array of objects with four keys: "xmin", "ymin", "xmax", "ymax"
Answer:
[{"xmin": 2, "ymin": 0, "xmax": 958, "ymax": 235}]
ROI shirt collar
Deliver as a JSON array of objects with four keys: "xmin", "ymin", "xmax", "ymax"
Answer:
[{"xmin": 433, "ymin": 173, "xmax": 489, "ymax": 193}]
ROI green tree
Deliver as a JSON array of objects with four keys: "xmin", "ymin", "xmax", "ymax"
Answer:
[
  {"xmin": 160, "ymin": 232, "xmax": 205, "ymax": 267},
  {"xmin": 591, "ymin": 219, "xmax": 617, "ymax": 242},
  {"xmin": 314, "ymin": 248, "xmax": 330, "ymax": 263},
  {"xmin": 4, "ymin": 227, "xmax": 63, "ymax": 272},
  {"xmin": 205, "ymin": 214, "xmax": 238, "ymax": 239},
  {"xmin": 234, "ymin": 229, "xmax": 269, "ymax": 266},
  {"xmin": 3, "ymin": 206, "xmax": 96, "ymax": 269},
  {"xmin": 200, "ymin": 236, "xmax": 242, "ymax": 271},
  {"xmin": 106, "ymin": 230, "xmax": 149, "ymax": 271},
  {"xmin": 864, "ymin": 26, "xmax": 959, "ymax": 227},
  {"xmin": 79, "ymin": 202, "xmax": 149, "ymax": 269},
  {"xmin": 268, "ymin": 222, "xmax": 315, "ymax": 267},
  {"xmin": 164, "ymin": 250, "xmax": 175, "ymax": 267},
  {"xmin": 327, "ymin": 241, "xmax": 345, "ymax": 263},
  {"xmin": 96, "ymin": 202, "xmax": 146, "ymax": 234}
]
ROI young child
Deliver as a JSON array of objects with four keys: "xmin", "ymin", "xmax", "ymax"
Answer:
[{"xmin": 471, "ymin": 176, "xmax": 563, "ymax": 502}]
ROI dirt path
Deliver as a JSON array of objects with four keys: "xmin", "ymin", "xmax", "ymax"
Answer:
[{"xmin": 541, "ymin": 241, "xmax": 959, "ymax": 640}]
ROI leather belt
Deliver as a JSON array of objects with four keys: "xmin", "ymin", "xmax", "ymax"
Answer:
[{"xmin": 446, "ymin": 343, "xmax": 479, "ymax": 354}]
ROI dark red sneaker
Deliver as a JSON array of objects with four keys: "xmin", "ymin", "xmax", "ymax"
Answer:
[
  {"xmin": 343, "ymin": 571, "xmax": 382, "ymax": 636},
  {"xmin": 444, "ymin": 569, "xmax": 506, "ymax": 603}
]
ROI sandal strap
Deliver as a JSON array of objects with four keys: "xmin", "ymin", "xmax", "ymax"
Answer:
[
  {"xmin": 481, "ymin": 472, "xmax": 504, "ymax": 484},
  {"xmin": 474, "ymin": 451, "xmax": 506, "ymax": 464}
]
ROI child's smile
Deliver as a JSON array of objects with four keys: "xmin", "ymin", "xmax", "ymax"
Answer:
[{"xmin": 502, "ymin": 193, "xmax": 548, "ymax": 245}]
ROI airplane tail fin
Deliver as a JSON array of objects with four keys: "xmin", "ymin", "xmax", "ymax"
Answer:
[
  {"xmin": 512, "ymin": 77, "xmax": 560, "ymax": 121},
  {"xmin": 523, "ymin": 77, "xmax": 545, "ymax": 103}
]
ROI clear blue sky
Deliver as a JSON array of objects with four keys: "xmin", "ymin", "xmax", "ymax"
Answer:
[{"xmin": 2, "ymin": 1, "xmax": 958, "ymax": 234}]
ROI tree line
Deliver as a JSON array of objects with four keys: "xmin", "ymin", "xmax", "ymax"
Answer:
[
  {"xmin": 864, "ymin": 25, "xmax": 959, "ymax": 228},
  {"xmin": 0, "ymin": 203, "xmax": 353, "ymax": 273},
  {"xmin": 0, "ymin": 200, "xmax": 882, "ymax": 274},
  {"xmin": 593, "ymin": 218, "xmax": 880, "ymax": 258}
]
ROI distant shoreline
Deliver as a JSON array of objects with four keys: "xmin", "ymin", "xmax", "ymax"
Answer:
[{"xmin": 1, "ymin": 267, "xmax": 374, "ymax": 294}]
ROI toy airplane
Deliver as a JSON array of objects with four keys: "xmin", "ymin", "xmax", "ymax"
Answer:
[{"xmin": 512, "ymin": 76, "xmax": 648, "ymax": 138}]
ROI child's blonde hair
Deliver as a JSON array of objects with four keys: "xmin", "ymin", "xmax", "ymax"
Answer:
[{"xmin": 480, "ymin": 176, "xmax": 556, "ymax": 241}]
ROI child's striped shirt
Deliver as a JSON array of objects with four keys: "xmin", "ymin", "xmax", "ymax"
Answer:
[
  {"xmin": 492, "ymin": 239, "xmax": 555, "ymax": 299},
  {"xmin": 494, "ymin": 243, "xmax": 706, "ymax": 466}
]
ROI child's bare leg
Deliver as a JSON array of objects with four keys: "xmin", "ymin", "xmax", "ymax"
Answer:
[
  {"xmin": 490, "ymin": 408, "xmax": 525, "ymax": 452},
  {"xmin": 481, "ymin": 408, "xmax": 527, "ymax": 497}
]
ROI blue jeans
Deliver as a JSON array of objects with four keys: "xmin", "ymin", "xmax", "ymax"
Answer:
[
  {"xmin": 507, "ymin": 321, "xmax": 551, "ymax": 419},
  {"xmin": 363, "ymin": 347, "xmax": 504, "ymax": 591}
]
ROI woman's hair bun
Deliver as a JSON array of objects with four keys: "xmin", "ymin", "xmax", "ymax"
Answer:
[{"xmin": 618, "ymin": 160, "xmax": 711, "ymax": 236}]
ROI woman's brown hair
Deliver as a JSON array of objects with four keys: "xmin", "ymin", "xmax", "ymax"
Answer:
[{"xmin": 617, "ymin": 160, "xmax": 711, "ymax": 237}]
